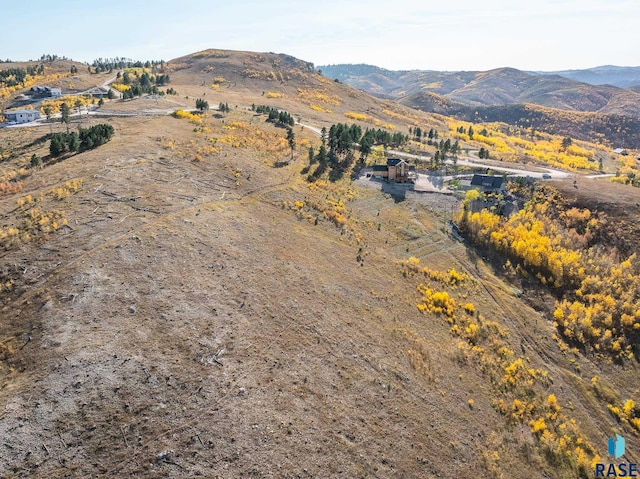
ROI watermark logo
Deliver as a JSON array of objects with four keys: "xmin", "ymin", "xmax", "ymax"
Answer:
[
  {"xmin": 595, "ymin": 434, "xmax": 637, "ymax": 478},
  {"xmin": 609, "ymin": 434, "xmax": 626, "ymax": 460}
]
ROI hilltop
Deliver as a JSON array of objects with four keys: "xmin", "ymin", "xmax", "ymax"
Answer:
[{"xmin": 0, "ymin": 49, "xmax": 639, "ymax": 478}]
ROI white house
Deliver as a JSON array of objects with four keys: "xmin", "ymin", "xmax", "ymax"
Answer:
[{"xmin": 4, "ymin": 109, "xmax": 41, "ymax": 124}]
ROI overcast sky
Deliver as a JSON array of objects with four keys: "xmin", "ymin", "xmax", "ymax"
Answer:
[{"xmin": 3, "ymin": 0, "xmax": 639, "ymax": 71}]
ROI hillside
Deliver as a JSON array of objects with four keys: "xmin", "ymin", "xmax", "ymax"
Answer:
[
  {"xmin": 0, "ymin": 49, "xmax": 639, "ymax": 478},
  {"xmin": 320, "ymin": 64, "xmax": 640, "ymax": 147},
  {"xmin": 401, "ymin": 92, "xmax": 640, "ymax": 148},
  {"xmin": 539, "ymin": 65, "xmax": 640, "ymax": 88},
  {"xmin": 319, "ymin": 64, "xmax": 640, "ymax": 117}
]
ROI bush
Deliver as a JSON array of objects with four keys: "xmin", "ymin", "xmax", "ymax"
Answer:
[{"xmin": 30, "ymin": 154, "xmax": 42, "ymax": 167}]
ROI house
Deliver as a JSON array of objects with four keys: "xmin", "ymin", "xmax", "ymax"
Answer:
[
  {"xmin": 29, "ymin": 86, "xmax": 61, "ymax": 98},
  {"xmin": 370, "ymin": 158, "xmax": 415, "ymax": 183},
  {"xmin": 470, "ymin": 174, "xmax": 506, "ymax": 192},
  {"xmin": 4, "ymin": 109, "xmax": 41, "ymax": 124},
  {"xmin": 83, "ymin": 86, "xmax": 110, "ymax": 98},
  {"xmin": 614, "ymin": 148, "xmax": 628, "ymax": 156}
]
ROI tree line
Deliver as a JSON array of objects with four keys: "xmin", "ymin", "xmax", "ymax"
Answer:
[
  {"xmin": 49, "ymin": 124, "xmax": 114, "ymax": 157},
  {"xmin": 118, "ymin": 70, "xmax": 171, "ymax": 99},
  {"xmin": 252, "ymin": 105, "xmax": 295, "ymax": 127},
  {"xmin": 0, "ymin": 65, "xmax": 45, "ymax": 87},
  {"xmin": 91, "ymin": 58, "xmax": 166, "ymax": 74},
  {"xmin": 304, "ymin": 123, "xmax": 408, "ymax": 182}
]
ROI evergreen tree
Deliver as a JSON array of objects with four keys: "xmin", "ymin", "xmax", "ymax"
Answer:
[
  {"xmin": 196, "ymin": 98, "xmax": 209, "ymax": 111},
  {"xmin": 74, "ymin": 99, "xmax": 83, "ymax": 124},
  {"xmin": 317, "ymin": 144, "xmax": 328, "ymax": 164},
  {"xmin": 67, "ymin": 132, "xmax": 80, "ymax": 152},
  {"xmin": 286, "ymin": 128, "xmax": 295, "ymax": 160},
  {"xmin": 50, "ymin": 134, "xmax": 66, "ymax": 156},
  {"xmin": 359, "ymin": 130, "xmax": 374, "ymax": 161},
  {"xmin": 60, "ymin": 103, "xmax": 71, "ymax": 133},
  {"xmin": 43, "ymin": 105, "xmax": 53, "ymax": 133}
]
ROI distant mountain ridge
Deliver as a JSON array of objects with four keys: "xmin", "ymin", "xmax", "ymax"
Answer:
[
  {"xmin": 318, "ymin": 64, "xmax": 640, "ymax": 118},
  {"xmin": 537, "ymin": 65, "xmax": 640, "ymax": 88},
  {"xmin": 318, "ymin": 63, "xmax": 640, "ymax": 147}
]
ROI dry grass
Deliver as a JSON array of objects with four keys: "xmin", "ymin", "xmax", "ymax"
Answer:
[{"xmin": 0, "ymin": 51, "xmax": 638, "ymax": 478}]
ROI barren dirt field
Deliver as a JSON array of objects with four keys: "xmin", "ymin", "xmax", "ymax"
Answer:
[
  {"xmin": 0, "ymin": 115, "xmax": 493, "ymax": 478},
  {"xmin": 1, "ymin": 51, "xmax": 639, "ymax": 478}
]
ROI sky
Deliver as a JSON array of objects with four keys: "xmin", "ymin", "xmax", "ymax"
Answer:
[{"xmin": 3, "ymin": 0, "xmax": 639, "ymax": 71}]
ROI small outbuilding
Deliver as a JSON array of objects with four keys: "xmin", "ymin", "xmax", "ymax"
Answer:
[
  {"xmin": 614, "ymin": 148, "xmax": 629, "ymax": 156},
  {"xmin": 4, "ymin": 109, "xmax": 41, "ymax": 124}
]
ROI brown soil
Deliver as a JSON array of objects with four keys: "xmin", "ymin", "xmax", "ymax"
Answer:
[{"xmin": 0, "ymin": 52, "xmax": 638, "ymax": 478}]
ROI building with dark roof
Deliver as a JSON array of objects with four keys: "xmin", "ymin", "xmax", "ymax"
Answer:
[{"xmin": 470, "ymin": 174, "xmax": 506, "ymax": 192}]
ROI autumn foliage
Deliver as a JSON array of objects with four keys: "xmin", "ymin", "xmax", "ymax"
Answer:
[
  {"xmin": 457, "ymin": 185, "xmax": 640, "ymax": 361},
  {"xmin": 402, "ymin": 257, "xmax": 597, "ymax": 475}
]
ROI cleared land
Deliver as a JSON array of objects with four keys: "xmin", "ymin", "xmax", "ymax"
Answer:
[{"xmin": 0, "ymin": 51, "xmax": 639, "ymax": 478}]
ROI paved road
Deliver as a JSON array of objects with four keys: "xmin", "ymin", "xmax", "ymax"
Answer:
[
  {"xmin": 0, "ymin": 116, "xmax": 609, "ymax": 183},
  {"xmin": 297, "ymin": 122, "xmax": 571, "ymax": 180},
  {"xmin": 387, "ymin": 149, "xmax": 571, "ymax": 179}
]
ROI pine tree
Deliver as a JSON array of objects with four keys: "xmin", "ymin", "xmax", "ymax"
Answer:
[
  {"xmin": 286, "ymin": 128, "xmax": 295, "ymax": 161},
  {"xmin": 60, "ymin": 103, "xmax": 71, "ymax": 133}
]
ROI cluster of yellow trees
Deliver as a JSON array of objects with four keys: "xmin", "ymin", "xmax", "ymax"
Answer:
[
  {"xmin": 607, "ymin": 398, "xmax": 640, "ymax": 431},
  {"xmin": 402, "ymin": 257, "xmax": 597, "ymax": 475},
  {"xmin": 172, "ymin": 109, "xmax": 203, "ymax": 125},
  {"xmin": 1, "ymin": 189, "xmax": 72, "ymax": 250},
  {"xmin": 458, "ymin": 185, "xmax": 640, "ymax": 361},
  {"xmin": 447, "ymin": 120, "xmax": 600, "ymax": 171},
  {"xmin": 0, "ymin": 71, "xmax": 68, "ymax": 100},
  {"xmin": 40, "ymin": 95, "xmax": 92, "ymax": 115},
  {"xmin": 287, "ymin": 180, "xmax": 367, "ymax": 247},
  {"xmin": 310, "ymin": 104, "xmax": 332, "ymax": 113},
  {"xmin": 218, "ymin": 121, "xmax": 289, "ymax": 158},
  {"xmin": 48, "ymin": 178, "xmax": 83, "ymax": 200},
  {"xmin": 297, "ymin": 88, "xmax": 341, "ymax": 107},
  {"xmin": 343, "ymin": 112, "xmax": 395, "ymax": 130},
  {"xmin": 241, "ymin": 69, "xmax": 280, "ymax": 81},
  {"xmin": 0, "ymin": 195, "xmax": 67, "ymax": 250}
]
